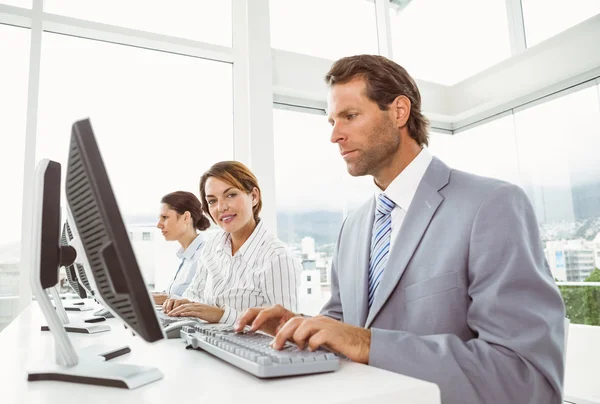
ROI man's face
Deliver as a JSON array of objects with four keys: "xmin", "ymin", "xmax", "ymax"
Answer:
[{"xmin": 327, "ymin": 77, "xmax": 400, "ymax": 177}]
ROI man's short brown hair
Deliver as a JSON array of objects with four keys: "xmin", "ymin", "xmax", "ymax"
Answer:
[{"xmin": 325, "ymin": 55, "xmax": 429, "ymax": 146}]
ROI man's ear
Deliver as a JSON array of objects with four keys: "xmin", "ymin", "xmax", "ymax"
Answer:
[{"xmin": 392, "ymin": 95, "xmax": 411, "ymax": 128}]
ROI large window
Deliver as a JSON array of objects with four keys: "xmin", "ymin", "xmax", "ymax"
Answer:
[
  {"xmin": 515, "ymin": 84, "xmax": 600, "ymax": 326},
  {"xmin": 273, "ymin": 108, "xmax": 372, "ymax": 314},
  {"xmin": 0, "ymin": 25, "xmax": 30, "ymax": 331},
  {"xmin": 515, "ymin": 84, "xmax": 600, "ymax": 242},
  {"xmin": 269, "ymin": 0, "xmax": 378, "ymax": 60},
  {"xmin": 0, "ymin": 0, "xmax": 30, "ymax": 8},
  {"xmin": 44, "ymin": 0, "xmax": 232, "ymax": 46},
  {"xmin": 428, "ymin": 116, "xmax": 521, "ymax": 187},
  {"xmin": 390, "ymin": 0, "xmax": 511, "ymax": 85},
  {"xmin": 430, "ymin": 84, "xmax": 600, "ymax": 325},
  {"xmin": 36, "ymin": 33, "xmax": 233, "ymax": 292},
  {"xmin": 522, "ymin": 0, "xmax": 600, "ymax": 47}
]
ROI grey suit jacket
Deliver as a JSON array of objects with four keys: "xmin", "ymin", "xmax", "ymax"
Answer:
[{"xmin": 320, "ymin": 157, "xmax": 565, "ymax": 404}]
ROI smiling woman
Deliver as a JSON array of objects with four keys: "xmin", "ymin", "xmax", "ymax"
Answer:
[{"xmin": 162, "ymin": 161, "xmax": 302, "ymax": 325}]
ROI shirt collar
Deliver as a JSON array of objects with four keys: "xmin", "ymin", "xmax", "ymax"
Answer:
[
  {"xmin": 374, "ymin": 147, "xmax": 433, "ymax": 212},
  {"xmin": 176, "ymin": 233, "xmax": 205, "ymax": 260},
  {"xmin": 215, "ymin": 219, "xmax": 267, "ymax": 262}
]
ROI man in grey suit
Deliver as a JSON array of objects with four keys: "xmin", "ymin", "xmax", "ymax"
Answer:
[{"xmin": 236, "ymin": 55, "xmax": 565, "ymax": 403}]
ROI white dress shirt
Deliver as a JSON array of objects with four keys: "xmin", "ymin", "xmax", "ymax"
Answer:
[
  {"xmin": 374, "ymin": 147, "xmax": 433, "ymax": 255},
  {"xmin": 183, "ymin": 220, "xmax": 302, "ymax": 326},
  {"xmin": 165, "ymin": 233, "xmax": 206, "ymax": 298}
]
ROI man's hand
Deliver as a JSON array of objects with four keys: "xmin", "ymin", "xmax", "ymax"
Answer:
[
  {"xmin": 162, "ymin": 297, "xmax": 190, "ymax": 313},
  {"xmin": 168, "ymin": 302, "xmax": 225, "ymax": 323},
  {"xmin": 235, "ymin": 304, "xmax": 298, "ymax": 336},
  {"xmin": 273, "ymin": 315, "xmax": 371, "ymax": 364}
]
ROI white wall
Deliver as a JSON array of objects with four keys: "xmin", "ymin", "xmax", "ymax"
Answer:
[{"xmin": 565, "ymin": 324, "xmax": 600, "ymax": 402}]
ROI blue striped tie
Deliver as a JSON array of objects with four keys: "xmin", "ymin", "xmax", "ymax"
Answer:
[{"xmin": 368, "ymin": 193, "xmax": 395, "ymax": 308}]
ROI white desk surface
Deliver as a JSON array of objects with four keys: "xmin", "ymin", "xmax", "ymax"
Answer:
[{"xmin": 0, "ymin": 301, "xmax": 440, "ymax": 404}]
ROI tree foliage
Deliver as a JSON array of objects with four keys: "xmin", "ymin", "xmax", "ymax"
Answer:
[{"xmin": 558, "ymin": 268, "xmax": 600, "ymax": 326}]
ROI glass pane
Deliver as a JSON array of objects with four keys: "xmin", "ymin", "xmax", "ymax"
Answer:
[
  {"xmin": 430, "ymin": 85, "xmax": 600, "ymax": 326},
  {"xmin": 36, "ymin": 33, "xmax": 233, "ymax": 292},
  {"xmin": 522, "ymin": 0, "xmax": 600, "ymax": 47},
  {"xmin": 0, "ymin": 0, "xmax": 31, "ymax": 8},
  {"xmin": 0, "ymin": 25, "xmax": 29, "ymax": 332},
  {"xmin": 428, "ymin": 116, "xmax": 521, "ymax": 186},
  {"xmin": 44, "ymin": 0, "xmax": 232, "ymax": 46},
  {"xmin": 274, "ymin": 108, "xmax": 372, "ymax": 315},
  {"xmin": 514, "ymin": 84, "xmax": 600, "ymax": 324},
  {"xmin": 270, "ymin": 0, "xmax": 378, "ymax": 60},
  {"xmin": 390, "ymin": 0, "xmax": 511, "ymax": 85},
  {"xmin": 515, "ymin": 85, "xmax": 600, "ymax": 232}
]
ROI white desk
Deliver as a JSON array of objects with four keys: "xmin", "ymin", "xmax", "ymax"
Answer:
[{"xmin": 0, "ymin": 302, "xmax": 440, "ymax": 404}]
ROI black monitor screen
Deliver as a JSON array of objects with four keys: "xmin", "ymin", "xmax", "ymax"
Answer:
[{"xmin": 65, "ymin": 118, "xmax": 163, "ymax": 342}]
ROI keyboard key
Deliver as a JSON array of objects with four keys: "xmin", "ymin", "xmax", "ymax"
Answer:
[{"xmin": 257, "ymin": 356, "xmax": 272, "ymax": 365}]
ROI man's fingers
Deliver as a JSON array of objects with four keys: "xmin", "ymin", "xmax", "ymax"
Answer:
[
  {"xmin": 251, "ymin": 306, "xmax": 284, "ymax": 332},
  {"xmin": 272, "ymin": 317, "xmax": 304, "ymax": 350},
  {"xmin": 292, "ymin": 319, "xmax": 321, "ymax": 350},
  {"xmin": 235, "ymin": 308, "xmax": 263, "ymax": 332},
  {"xmin": 307, "ymin": 329, "xmax": 332, "ymax": 352}
]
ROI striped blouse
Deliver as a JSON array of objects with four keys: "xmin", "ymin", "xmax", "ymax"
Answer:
[{"xmin": 182, "ymin": 220, "xmax": 302, "ymax": 325}]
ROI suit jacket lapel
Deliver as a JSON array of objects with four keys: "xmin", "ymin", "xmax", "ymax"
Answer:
[
  {"xmin": 365, "ymin": 157, "xmax": 449, "ymax": 328},
  {"xmin": 355, "ymin": 198, "xmax": 375, "ymax": 327}
]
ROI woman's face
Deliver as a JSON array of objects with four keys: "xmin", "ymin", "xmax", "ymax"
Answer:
[
  {"xmin": 204, "ymin": 177, "xmax": 259, "ymax": 235},
  {"xmin": 156, "ymin": 203, "xmax": 188, "ymax": 241}
]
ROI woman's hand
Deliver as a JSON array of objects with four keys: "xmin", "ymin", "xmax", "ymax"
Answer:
[
  {"xmin": 168, "ymin": 302, "xmax": 225, "ymax": 323},
  {"xmin": 162, "ymin": 297, "xmax": 191, "ymax": 313}
]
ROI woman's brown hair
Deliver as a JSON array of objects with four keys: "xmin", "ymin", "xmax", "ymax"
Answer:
[
  {"xmin": 199, "ymin": 161, "xmax": 262, "ymax": 223},
  {"xmin": 161, "ymin": 191, "xmax": 210, "ymax": 231}
]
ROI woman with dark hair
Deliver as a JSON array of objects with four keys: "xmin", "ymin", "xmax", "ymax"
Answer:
[
  {"xmin": 162, "ymin": 161, "xmax": 301, "ymax": 325},
  {"xmin": 153, "ymin": 191, "xmax": 210, "ymax": 305}
]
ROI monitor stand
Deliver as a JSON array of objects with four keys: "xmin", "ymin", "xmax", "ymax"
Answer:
[
  {"xmin": 64, "ymin": 304, "xmax": 94, "ymax": 312},
  {"xmin": 28, "ymin": 358, "xmax": 163, "ymax": 389},
  {"xmin": 40, "ymin": 287, "xmax": 129, "ymax": 360},
  {"xmin": 30, "ymin": 284, "xmax": 161, "ymax": 388},
  {"xmin": 94, "ymin": 307, "xmax": 115, "ymax": 318},
  {"xmin": 41, "ymin": 323, "xmax": 111, "ymax": 334},
  {"xmin": 62, "ymin": 298, "xmax": 95, "ymax": 312},
  {"xmin": 42, "ymin": 287, "xmax": 111, "ymax": 334}
]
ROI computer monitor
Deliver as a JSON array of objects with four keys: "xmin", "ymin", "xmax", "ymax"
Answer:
[
  {"xmin": 28, "ymin": 118, "xmax": 165, "ymax": 389},
  {"xmin": 36, "ymin": 171, "xmax": 108, "ymax": 334},
  {"xmin": 65, "ymin": 118, "xmax": 163, "ymax": 341},
  {"xmin": 54, "ymin": 221, "xmax": 98, "ymax": 315},
  {"xmin": 61, "ymin": 221, "xmax": 88, "ymax": 299},
  {"xmin": 61, "ymin": 218, "xmax": 115, "ymax": 319}
]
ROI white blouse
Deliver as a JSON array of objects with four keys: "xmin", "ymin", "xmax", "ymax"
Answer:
[
  {"xmin": 183, "ymin": 220, "xmax": 302, "ymax": 325},
  {"xmin": 164, "ymin": 233, "xmax": 205, "ymax": 298}
]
